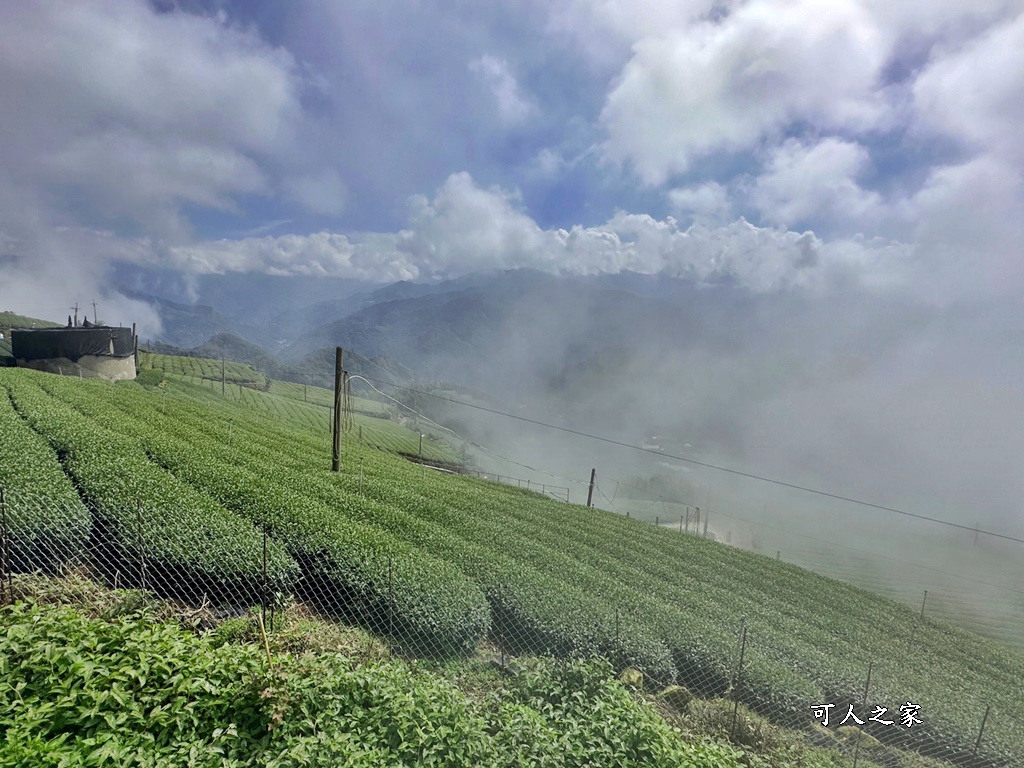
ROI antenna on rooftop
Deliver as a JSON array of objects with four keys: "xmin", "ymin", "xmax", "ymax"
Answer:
[
  {"xmin": 92, "ymin": 300, "xmax": 98, "ymax": 326},
  {"xmin": 70, "ymin": 303, "xmax": 79, "ymax": 327}
]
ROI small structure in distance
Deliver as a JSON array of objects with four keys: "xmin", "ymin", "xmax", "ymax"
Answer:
[{"xmin": 12, "ymin": 313, "xmax": 138, "ymax": 381}]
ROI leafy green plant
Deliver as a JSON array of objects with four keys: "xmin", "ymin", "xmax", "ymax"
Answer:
[
  {"xmin": 3, "ymin": 373, "xmax": 298, "ymax": 605},
  {"xmin": 0, "ymin": 386, "xmax": 90, "ymax": 573},
  {"xmin": 2, "ymin": 366, "xmax": 1022, "ymax": 764},
  {"xmin": 0, "ymin": 600, "xmax": 750, "ymax": 768}
]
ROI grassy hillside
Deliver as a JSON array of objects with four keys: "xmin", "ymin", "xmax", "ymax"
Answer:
[
  {"xmin": 0, "ymin": 311, "xmax": 61, "ymax": 329},
  {"xmin": 0, "ymin": 367, "xmax": 1022, "ymax": 765}
]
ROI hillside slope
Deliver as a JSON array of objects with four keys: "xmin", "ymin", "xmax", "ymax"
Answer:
[{"xmin": 0, "ymin": 367, "xmax": 1021, "ymax": 766}]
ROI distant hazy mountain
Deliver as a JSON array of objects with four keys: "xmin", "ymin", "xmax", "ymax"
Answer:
[
  {"xmin": 279, "ymin": 269, "xmax": 759, "ymax": 405},
  {"xmin": 130, "ymin": 266, "xmax": 776, "ymax": 447},
  {"xmin": 146, "ymin": 331, "xmax": 413, "ymax": 390},
  {"xmin": 113, "ymin": 262, "xmax": 383, "ymax": 349}
]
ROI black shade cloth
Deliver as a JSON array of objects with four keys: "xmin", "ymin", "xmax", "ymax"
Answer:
[{"xmin": 12, "ymin": 327, "xmax": 135, "ymax": 362}]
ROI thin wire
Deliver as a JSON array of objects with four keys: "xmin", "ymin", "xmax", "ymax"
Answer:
[
  {"xmin": 609, "ymin": 494, "xmax": 664, "ymax": 513},
  {"xmin": 351, "ymin": 375, "xmax": 583, "ymax": 489},
  {"xmin": 357, "ymin": 375, "xmax": 1024, "ymax": 546},
  {"xmin": 594, "ymin": 482, "xmax": 620, "ymax": 514},
  {"xmin": 695, "ymin": 507, "xmax": 1024, "ymax": 597},
  {"xmin": 349, "ymin": 375, "xmax": 459, "ymax": 439}
]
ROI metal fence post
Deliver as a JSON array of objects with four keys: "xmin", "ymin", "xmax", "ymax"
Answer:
[
  {"xmin": 973, "ymin": 705, "xmax": 991, "ymax": 756},
  {"xmin": 853, "ymin": 661, "xmax": 873, "ymax": 768},
  {"xmin": 262, "ymin": 530, "xmax": 268, "ymax": 634},
  {"xmin": 388, "ymin": 557, "xmax": 395, "ymax": 646},
  {"xmin": 0, "ymin": 488, "xmax": 10, "ymax": 604},
  {"xmin": 862, "ymin": 660, "xmax": 873, "ymax": 704},
  {"xmin": 498, "ymin": 582, "xmax": 506, "ymax": 670},
  {"xmin": 136, "ymin": 500, "xmax": 146, "ymax": 592},
  {"xmin": 731, "ymin": 621, "xmax": 748, "ymax": 737}
]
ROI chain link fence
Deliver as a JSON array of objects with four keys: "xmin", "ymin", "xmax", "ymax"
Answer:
[{"xmin": 2, "ymin": 486, "xmax": 1021, "ymax": 768}]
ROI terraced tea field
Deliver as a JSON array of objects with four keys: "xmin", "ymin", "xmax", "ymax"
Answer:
[
  {"xmin": 138, "ymin": 352, "xmax": 457, "ymax": 462},
  {"xmin": 612, "ymin": 494, "xmax": 1024, "ymax": 652},
  {"xmin": 1, "ymin": 367, "xmax": 1022, "ymax": 765},
  {"xmin": 139, "ymin": 350, "xmax": 265, "ymax": 387}
]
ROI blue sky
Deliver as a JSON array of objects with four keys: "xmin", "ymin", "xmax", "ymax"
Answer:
[
  {"xmin": 0, "ymin": 0, "xmax": 1022, "ymax": 309},
  {"xmin": 2, "ymin": 1, "xmax": 1024, "ymax": 531}
]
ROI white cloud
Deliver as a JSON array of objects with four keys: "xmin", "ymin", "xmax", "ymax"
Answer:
[
  {"xmin": 531, "ymin": 148, "xmax": 567, "ymax": 179},
  {"xmin": 0, "ymin": 226, "xmax": 162, "ymax": 333},
  {"xmin": 750, "ymin": 138, "xmax": 882, "ymax": 227},
  {"xmin": 667, "ymin": 182, "xmax": 732, "ymax": 223},
  {"xmin": 469, "ymin": 55, "xmax": 536, "ymax": 124},
  {"xmin": 912, "ymin": 12, "xmax": 1024, "ymax": 169},
  {"xmin": 546, "ymin": 0, "xmax": 725, "ymax": 45},
  {"xmin": 165, "ymin": 232, "xmax": 415, "ymax": 283},
  {"xmin": 0, "ymin": 0, "xmax": 309, "ymax": 331},
  {"xmin": 123, "ymin": 173, "xmax": 907, "ymax": 297},
  {"xmin": 901, "ymin": 155, "xmax": 1024, "ymax": 300},
  {"xmin": 0, "ymin": 0, "xmax": 302, "ymax": 238},
  {"xmin": 863, "ymin": 0, "xmax": 1018, "ymax": 45},
  {"xmin": 600, "ymin": 0, "xmax": 889, "ymax": 184},
  {"xmin": 400, "ymin": 172, "xmax": 551, "ymax": 274}
]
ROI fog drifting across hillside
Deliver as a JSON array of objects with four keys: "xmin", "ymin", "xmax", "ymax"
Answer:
[
  {"xmin": 423, "ymin": 273, "xmax": 1024, "ymax": 547},
  {"xmin": 414, "ymin": 275, "xmax": 1023, "ymax": 645}
]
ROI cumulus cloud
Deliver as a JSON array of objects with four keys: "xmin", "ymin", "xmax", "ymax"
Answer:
[
  {"xmin": 667, "ymin": 182, "xmax": 732, "ymax": 223},
  {"xmin": 0, "ymin": 0, "xmax": 307, "ymax": 328},
  {"xmin": 129, "ymin": 172, "xmax": 908, "ymax": 297},
  {"xmin": 0, "ymin": 1, "xmax": 301, "ymax": 237},
  {"xmin": 165, "ymin": 232, "xmax": 413, "ymax": 283},
  {"xmin": 900, "ymin": 155, "xmax": 1024, "ymax": 300},
  {"xmin": 600, "ymin": 0, "xmax": 889, "ymax": 184},
  {"xmin": 912, "ymin": 12, "xmax": 1024, "ymax": 169},
  {"xmin": 4, "ymin": 0, "xmax": 1023, "ymax": 325},
  {"xmin": 750, "ymin": 138, "xmax": 882, "ymax": 228},
  {"xmin": 541, "ymin": 0, "xmax": 728, "ymax": 72}
]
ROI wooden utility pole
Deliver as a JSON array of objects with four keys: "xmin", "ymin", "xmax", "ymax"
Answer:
[
  {"xmin": 586, "ymin": 468, "xmax": 596, "ymax": 508},
  {"xmin": 332, "ymin": 347, "xmax": 344, "ymax": 472}
]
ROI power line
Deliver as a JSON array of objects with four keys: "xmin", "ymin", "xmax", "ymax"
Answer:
[
  {"xmin": 700, "ymin": 507, "xmax": 1024, "ymax": 597},
  {"xmin": 593, "ymin": 483, "xmax": 1024, "ymax": 596},
  {"xmin": 350, "ymin": 375, "xmax": 588, "ymax": 490},
  {"xmin": 594, "ymin": 481, "xmax": 621, "ymax": 514},
  {"xmin": 358, "ymin": 374, "xmax": 1024, "ymax": 546}
]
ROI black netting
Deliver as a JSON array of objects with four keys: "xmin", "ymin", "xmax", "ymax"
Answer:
[{"xmin": 12, "ymin": 328, "xmax": 135, "ymax": 362}]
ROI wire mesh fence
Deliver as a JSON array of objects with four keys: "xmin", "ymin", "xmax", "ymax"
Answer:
[{"xmin": 2, "ymin": 486, "xmax": 1021, "ymax": 768}]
